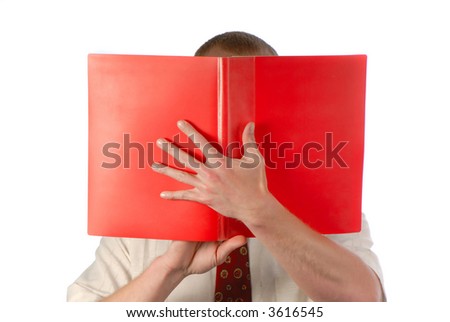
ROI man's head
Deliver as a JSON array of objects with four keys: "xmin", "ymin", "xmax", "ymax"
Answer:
[{"xmin": 195, "ymin": 31, "xmax": 277, "ymax": 57}]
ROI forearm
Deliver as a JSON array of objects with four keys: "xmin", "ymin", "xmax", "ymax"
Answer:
[
  {"xmin": 151, "ymin": 121, "xmax": 382, "ymax": 301},
  {"xmin": 245, "ymin": 194, "xmax": 382, "ymax": 302},
  {"xmin": 101, "ymin": 257, "xmax": 184, "ymax": 302}
]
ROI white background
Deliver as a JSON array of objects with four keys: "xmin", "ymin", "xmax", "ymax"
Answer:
[{"xmin": 1, "ymin": 0, "xmax": 449, "ymax": 319}]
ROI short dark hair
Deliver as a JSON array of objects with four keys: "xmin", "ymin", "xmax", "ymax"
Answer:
[{"xmin": 195, "ymin": 31, "xmax": 278, "ymax": 56}]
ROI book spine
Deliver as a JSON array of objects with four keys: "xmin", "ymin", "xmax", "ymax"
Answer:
[
  {"xmin": 217, "ymin": 57, "xmax": 228, "ymax": 240},
  {"xmin": 218, "ymin": 57, "xmax": 256, "ymax": 240}
]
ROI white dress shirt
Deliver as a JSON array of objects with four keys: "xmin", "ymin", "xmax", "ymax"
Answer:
[{"xmin": 67, "ymin": 214, "xmax": 383, "ymax": 301}]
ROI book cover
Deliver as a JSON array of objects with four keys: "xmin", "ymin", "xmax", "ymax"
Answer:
[{"xmin": 88, "ymin": 54, "xmax": 366, "ymax": 241}]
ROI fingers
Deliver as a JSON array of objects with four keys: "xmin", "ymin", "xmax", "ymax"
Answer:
[
  {"xmin": 159, "ymin": 188, "xmax": 199, "ymax": 201},
  {"xmin": 156, "ymin": 138, "xmax": 205, "ymax": 172},
  {"xmin": 177, "ymin": 120, "xmax": 220, "ymax": 156},
  {"xmin": 151, "ymin": 163, "xmax": 200, "ymax": 187},
  {"xmin": 177, "ymin": 120, "xmax": 224, "ymax": 169},
  {"xmin": 215, "ymin": 235, "xmax": 247, "ymax": 265},
  {"xmin": 169, "ymin": 240, "xmax": 198, "ymax": 255},
  {"xmin": 156, "ymin": 120, "xmax": 222, "ymax": 171}
]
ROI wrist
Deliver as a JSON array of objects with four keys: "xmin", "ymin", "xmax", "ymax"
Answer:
[
  {"xmin": 242, "ymin": 192, "xmax": 285, "ymax": 229},
  {"xmin": 108, "ymin": 254, "xmax": 187, "ymax": 302},
  {"xmin": 150, "ymin": 255, "xmax": 187, "ymax": 285}
]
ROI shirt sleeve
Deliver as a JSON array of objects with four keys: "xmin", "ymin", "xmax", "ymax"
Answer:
[
  {"xmin": 325, "ymin": 213, "xmax": 386, "ymax": 299},
  {"xmin": 67, "ymin": 237, "xmax": 132, "ymax": 302}
]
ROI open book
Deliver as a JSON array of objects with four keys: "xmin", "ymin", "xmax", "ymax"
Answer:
[{"xmin": 88, "ymin": 54, "xmax": 366, "ymax": 241}]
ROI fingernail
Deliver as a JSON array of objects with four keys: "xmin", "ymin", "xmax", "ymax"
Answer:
[
  {"xmin": 156, "ymin": 138, "xmax": 164, "ymax": 147},
  {"xmin": 151, "ymin": 162, "xmax": 162, "ymax": 169},
  {"xmin": 160, "ymin": 192, "xmax": 168, "ymax": 198},
  {"xmin": 177, "ymin": 120, "xmax": 185, "ymax": 128}
]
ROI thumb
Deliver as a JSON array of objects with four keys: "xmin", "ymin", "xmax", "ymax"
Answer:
[
  {"xmin": 242, "ymin": 122, "xmax": 258, "ymax": 158},
  {"xmin": 215, "ymin": 235, "xmax": 247, "ymax": 265}
]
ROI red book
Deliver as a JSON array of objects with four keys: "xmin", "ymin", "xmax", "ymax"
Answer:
[{"xmin": 88, "ymin": 54, "xmax": 366, "ymax": 241}]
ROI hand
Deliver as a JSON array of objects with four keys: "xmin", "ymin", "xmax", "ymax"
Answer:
[
  {"xmin": 151, "ymin": 120, "xmax": 272, "ymax": 223},
  {"xmin": 101, "ymin": 235, "xmax": 247, "ymax": 302},
  {"xmin": 159, "ymin": 236, "xmax": 246, "ymax": 277}
]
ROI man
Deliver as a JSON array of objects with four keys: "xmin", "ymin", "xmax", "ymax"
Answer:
[{"xmin": 68, "ymin": 31, "xmax": 384, "ymax": 302}]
